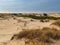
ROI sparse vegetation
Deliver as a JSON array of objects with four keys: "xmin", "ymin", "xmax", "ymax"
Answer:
[
  {"xmin": 12, "ymin": 27, "xmax": 60, "ymax": 44},
  {"xmin": 0, "ymin": 13, "xmax": 60, "ymax": 20},
  {"xmin": 52, "ymin": 20, "xmax": 60, "ymax": 27},
  {"xmin": 43, "ymin": 13, "xmax": 48, "ymax": 17},
  {"xmin": 12, "ymin": 13, "xmax": 60, "ymax": 20}
]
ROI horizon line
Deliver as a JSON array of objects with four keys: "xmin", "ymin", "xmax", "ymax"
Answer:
[{"xmin": 0, "ymin": 11, "xmax": 60, "ymax": 13}]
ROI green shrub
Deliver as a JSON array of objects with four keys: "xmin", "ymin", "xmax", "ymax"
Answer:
[{"xmin": 43, "ymin": 13, "xmax": 48, "ymax": 17}]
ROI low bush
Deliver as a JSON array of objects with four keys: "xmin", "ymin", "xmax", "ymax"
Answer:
[{"xmin": 12, "ymin": 28, "xmax": 60, "ymax": 43}]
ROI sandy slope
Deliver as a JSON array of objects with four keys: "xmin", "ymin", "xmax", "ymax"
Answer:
[
  {"xmin": 0, "ymin": 18, "xmax": 22, "ymax": 42},
  {"xmin": 0, "ymin": 16, "xmax": 60, "ymax": 45},
  {"xmin": 48, "ymin": 13, "xmax": 60, "ymax": 17}
]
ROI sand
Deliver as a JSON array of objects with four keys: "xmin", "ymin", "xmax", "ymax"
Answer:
[{"xmin": 0, "ymin": 14, "xmax": 60, "ymax": 45}]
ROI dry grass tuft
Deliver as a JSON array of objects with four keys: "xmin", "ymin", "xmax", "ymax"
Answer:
[
  {"xmin": 11, "ymin": 28, "xmax": 60, "ymax": 44},
  {"xmin": 10, "ymin": 27, "xmax": 60, "ymax": 45},
  {"xmin": 52, "ymin": 20, "xmax": 60, "ymax": 27},
  {"xmin": 16, "ymin": 29, "xmax": 41, "ymax": 39}
]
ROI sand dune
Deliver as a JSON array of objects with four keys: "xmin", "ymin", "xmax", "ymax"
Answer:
[{"xmin": 0, "ymin": 13, "xmax": 60, "ymax": 45}]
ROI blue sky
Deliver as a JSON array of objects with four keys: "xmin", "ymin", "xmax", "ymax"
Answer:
[{"xmin": 0, "ymin": 0, "xmax": 60, "ymax": 13}]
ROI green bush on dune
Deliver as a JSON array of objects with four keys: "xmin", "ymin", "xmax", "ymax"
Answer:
[
  {"xmin": 11, "ymin": 13, "xmax": 60, "ymax": 20},
  {"xmin": 0, "ymin": 13, "xmax": 60, "ymax": 20},
  {"xmin": 52, "ymin": 20, "xmax": 60, "ymax": 26}
]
